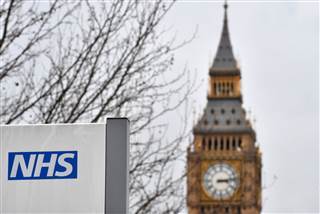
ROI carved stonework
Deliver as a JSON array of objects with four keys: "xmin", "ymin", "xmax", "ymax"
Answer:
[{"xmin": 186, "ymin": 2, "xmax": 262, "ymax": 214}]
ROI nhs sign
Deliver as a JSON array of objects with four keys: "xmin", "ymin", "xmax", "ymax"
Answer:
[
  {"xmin": 1, "ymin": 120, "xmax": 128, "ymax": 213},
  {"xmin": 8, "ymin": 151, "xmax": 77, "ymax": 180}
]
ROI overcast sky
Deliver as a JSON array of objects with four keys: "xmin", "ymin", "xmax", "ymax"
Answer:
[
  {"xmin": 3, "ymin": 1, "xmax": 317, "ymax": 213},
  {"xmin": 163, "ymin": 1, "xmax": 319, "ymax": 213}
]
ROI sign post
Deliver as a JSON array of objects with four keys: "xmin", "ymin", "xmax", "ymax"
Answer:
[{"xmin": 105, "ymin": 118, "xmax": 129, "ymax": 214}]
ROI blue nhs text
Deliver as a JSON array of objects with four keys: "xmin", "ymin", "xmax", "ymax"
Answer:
[{"xmin": 8, "ymin": 151, "xmax": 77, "ymax": 180}]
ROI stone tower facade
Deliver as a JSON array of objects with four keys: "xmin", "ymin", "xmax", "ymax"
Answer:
[{"xmin": 187, "ymin": 3, "xmax": 262, "ymax": 214}]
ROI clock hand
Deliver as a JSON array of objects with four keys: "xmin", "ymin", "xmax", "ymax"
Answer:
[
  {"xmin": 217, "ymin": 179, "xmax": 229, "ymax": 183},
  {"xmin": 217, "ymin": 177, "xmax": 237, "ymax": 183}
]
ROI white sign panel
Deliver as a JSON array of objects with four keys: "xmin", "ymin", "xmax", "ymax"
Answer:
[{"xmin": 0, "ymin": 124, "xmax": 105, "ymax": 213}]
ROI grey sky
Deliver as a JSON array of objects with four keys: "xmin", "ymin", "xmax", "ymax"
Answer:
[
  {"xmin": 164, "ymin": 1, "xmax": 319, "ymax": 213},
  {"xmin": 2, "ymin": 1, "xmax": 318, "ymax": 213}
]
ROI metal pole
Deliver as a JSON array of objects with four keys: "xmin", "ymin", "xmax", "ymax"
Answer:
[{"xmin": 105, "ymin": 118, "xmax": 129, "ymax": 214}]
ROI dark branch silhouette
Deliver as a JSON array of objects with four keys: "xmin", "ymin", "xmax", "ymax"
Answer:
[{"xmin": 0, "ymin": 0, "xmax": 196, "ymax": 212}]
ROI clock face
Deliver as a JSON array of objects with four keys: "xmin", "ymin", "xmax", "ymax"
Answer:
[{"xmin": 203, "ymin": 163, "xmax": 239, "ymax": 199}]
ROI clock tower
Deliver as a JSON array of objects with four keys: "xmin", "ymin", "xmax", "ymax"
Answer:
[{"xmin": 187, "ymin": 3, "xmax": 262, "ymax": 214}]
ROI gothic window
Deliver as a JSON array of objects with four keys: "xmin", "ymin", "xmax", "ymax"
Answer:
[
  {"xmin": 221, "ymin": 137, "xmax": 224, "ymax": 150},
  {"xmin": 226, "ymin": 82, "xmax": 230, "ymax": 94},
  {"xmin": 214, "ymin": 138, "xmax": 218, "ymax": 150},
  {"xmin": 237, "ymin": 207, "xmax": 241, "ymax": 214},
  {"xmin": 226, "ymin": 119, "xmax": 230, "ymax": 125},
  {"xmin": 202, "ymin": 138, "xmax": 206, "ymax": 151},
  {"xmin": 200, "ymin": 206, "xmax": 205, "ymax": 214},
  {"xmin": 222, "ymin": 82, "xmax": 225, "ymax": 94},
  {"xmin": 208, "ymin": 139, "xmax": 212, "ymax": 150},
  {"xmin": 204, "ymin": 119, "xmax": 208, "ymax": 126},
  {"xmin": 226, "ymin": 138, "xmax": 230, "ymax": 150},
  {"xmin": 224, "ymin": 83, "xmax": 228, "ymax": 93},
  {"xmin": 232, "ymin": 138, "xmax": 236, "ymax": 150}
]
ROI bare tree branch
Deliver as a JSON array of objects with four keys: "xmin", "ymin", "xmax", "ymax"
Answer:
[{"xmin": 0, "ymin": 1, "xmax": 196, "ymax": 212}]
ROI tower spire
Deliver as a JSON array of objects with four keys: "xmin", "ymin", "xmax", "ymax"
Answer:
[
  {"xmin": 210, "ymin": 1, "xmax": 237, "ymax": 72},
  {"xmin": 224, "ymin": 0, "xmax": 228, "ymax": 22},
  {"xmin": 187, "ymin": 3, "xmax": 262, "ymax": 213}
]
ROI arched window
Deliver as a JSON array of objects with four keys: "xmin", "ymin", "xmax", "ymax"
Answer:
[
  {"xmin": 200, "ymin": 206, "xmax": 205, "ymax": 214},
  {"xmin": 204, "ymin": 119, "xmax": 208, "ymax": 126},
  {"xmin": 237, "ymin": 119, "xmax": 241, "ymax": 125},
  {"xmin": 214, "ymin": 138, "xmax": 218, "ymax": 150},
  {"xmin": 226, "ymin": 119, "xmax": 231, "ymax": 125},
  {"xmin": 226, "ymin": 138, "xmax": 230, "ymax": 150},
  {"xmin": 202, "ymin": 138, "xmax": 206, "ymax": 150},
  {"xmin": 232, "ymin": 137, "xmax": 236, "ymax": 150},
  {"xmin": 237, "ymin": 207, "xmax": 241, "ymax": 214},
  {"xmin": 213, "ymin": 82, "xmax": 216, "ymax": 95},
  {"xmin": 231, "ymin": 82, "xmax": 234, "ymax": 94},
  {"xmin": 222, "ymin": 82, "xmax": 225, "ymax": 94},
  {"xmin": 221, "ymin": 137, "xmax": 224, "ymax": 150},
  {"xmin": 208, "ymin": 139, "xmax": 212, "ymax": 150},
  {"xmin": 211, "ymin": 109, "xmax": 215, "ymax": 114},
  {"xmin": 226, "ymin": 82, "xmax": 229, "ymax": 94}
]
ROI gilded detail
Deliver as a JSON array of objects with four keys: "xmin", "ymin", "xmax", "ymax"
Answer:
[{"xmin": 187, "ymin": 2, "xmax": 262, "ymax": 214}]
